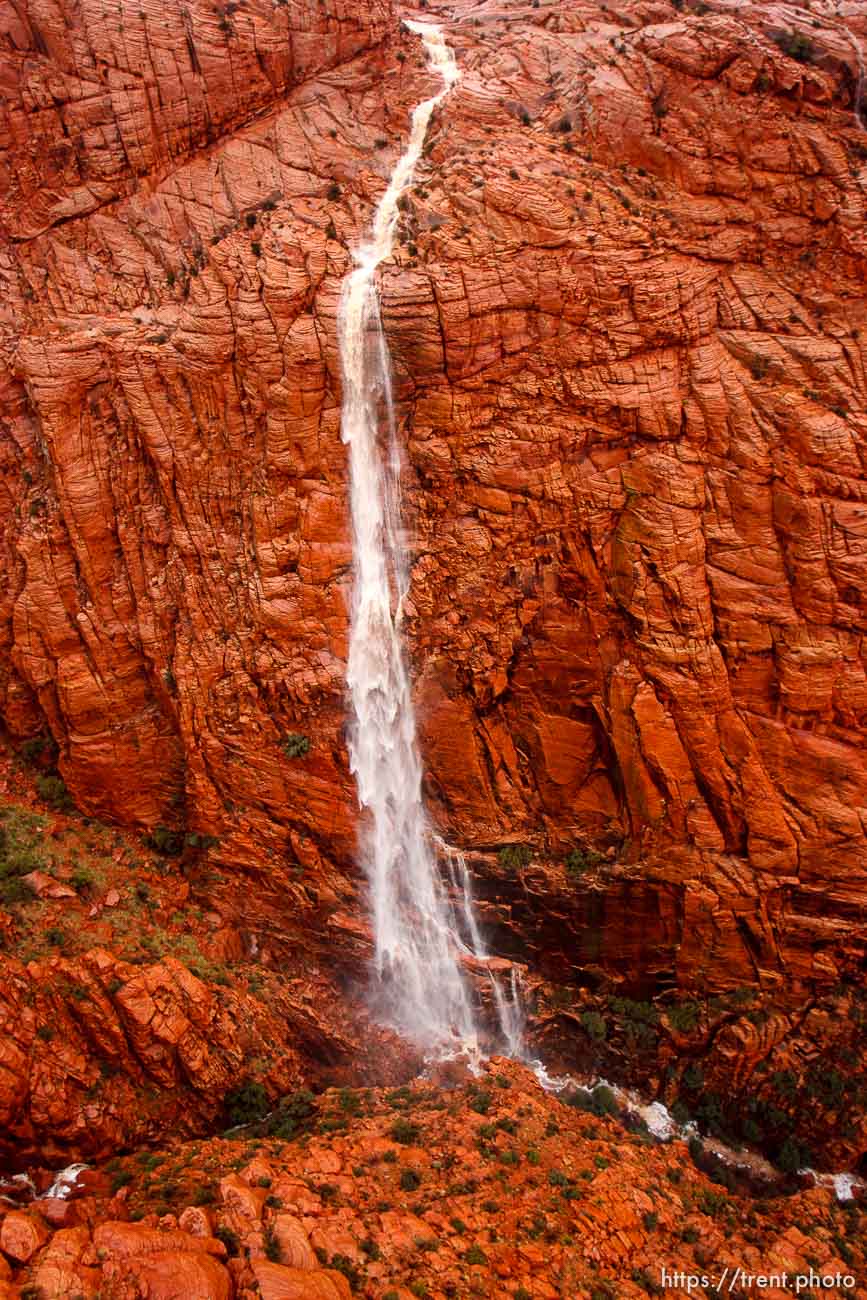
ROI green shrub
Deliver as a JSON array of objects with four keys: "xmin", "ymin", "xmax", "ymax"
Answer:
[
  {"xmin": 567, "ymin": 1084, "xmax": 618, "ymax": 1118},
  {"xmin": 581, "ymin": 1010, "xmax": 607, "ymax": 1041},
  {"xmin": 281, "ymin": 733, "xmax": 310, "ymax": 759},
  {"xmin": 771, "ymin": 29, "xmax": 815, "ymax": 63},
  {"xmin": 566, "ymin": 847, "xmax": 604, "ymax": 877},
  {"xmin": 498, "ymin": 844, "xmax": 531, "ymax": 872},
  {"xmin": 338, "ymin": 1087, "xmax": 363, "ymax": 1114},
  {"xmin": 146, "ymin": 825, "xmax": 183, "ymax": 856},
  {"xmin": 216, "ymin": 1226, "xmax": 240, "ymax": 1256},
  {"xmin": 464, "ymin": 1244, "xmax": 487, "ymax": 1265},
  {"xmin": 694, "ymin": 1092, "xmax": 727, "ymax": 1139},
  {"xmin": 390, "ymin": 1117, "xmax": 420, "ymax": 1145},
  {"xmin": 330, "ymin": 1254, "xmax": 361, "ymax": 1289},
  {"xmin": 19, "ymin": 735, "xmax": 57, "ymax": 765},
  {"xmin": 399, "ymin": 1168, "xmax": 421, "ymax": 1191},
  {"xmin": 0, "ymin": 806, "xmax": 47, "ymax": 901},
  {"xmin": 71, "ymin": 866, "xmax": 96, "ymax": 896},
  {"xmin": 682, "ymin": 1064, "xmax": 703, "ymax": 1090},
  {"xmin": 468, "ymin": 1089, "xmax": 492, "ymax": 1115},
  {"xmin": 0, "ymin": 873, "xmax": 34, "ymax": 905},
  {"xmin": 632, "ymin": 1267, "xmax": 664, "ymax": 1295},
  {"xmin": 265, "ymin": 1089, "xmax": 315, "ymax": 1139},
  {"xmin": 611, "ymin": 998, "xmax": 659, "ymax": 1048},
  {"xmin": 776, "ymin": 1136, "xmax": 811, "ymax": 1174},
  {"xmin": 741, "ymin": 1117, "xmax": 762, "ymax": 1143},
  {"xmin": 667, "ymin": 1001, "xmax": 700, "ymax": 1032},
  {"xmin": 698, "ymin": 1189, "xmax": 728, "ymax": 1218},
  {"xmin": 35, "ymin": 773, "xmax": 73, "ymax": 811},
  {"xmin": 224, "ymin": 1079, "xmax": 269, "ymax": 1127},
  {"xmin": 184, "ymin": 832, "xmax": 220, "ymax": 851}
]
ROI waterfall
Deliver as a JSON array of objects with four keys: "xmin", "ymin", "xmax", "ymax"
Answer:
[
  {"xmin": 439, "ymin": 837, "xmax": 528, "ymax": 1058},
  {"xmin": 338, "ymin": 21, "xmax": 479, "ymax": 1057}
]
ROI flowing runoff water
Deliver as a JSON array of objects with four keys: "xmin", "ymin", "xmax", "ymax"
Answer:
[{"xmin": 338, "ymin": 21, "xmax": 522, "ymax": 1060}]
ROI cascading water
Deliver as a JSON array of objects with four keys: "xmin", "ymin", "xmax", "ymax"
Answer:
[
  {"xmin": 334, "ymin": 21, "xmax": 867, "ymax": 1198},
  {"xmin": 439, "ymin": 839, "xmax": 528, "ymax": 1059},
  {"xmin": 338, "ymin": 21, "xmax": 484, "ymax": 1058}
]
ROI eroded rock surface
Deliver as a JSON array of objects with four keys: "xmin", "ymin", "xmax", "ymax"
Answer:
[
  {"xmin": 2, "ymin": 0, "xmax": 867, "ymax": 1164},
  {"xmin": 1, "ymin": 1061, "xmax": 865, "ymax": 1299}
]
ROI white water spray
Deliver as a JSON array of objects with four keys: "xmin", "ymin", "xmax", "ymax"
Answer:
[
  {"xmin": 439, "ymin": 838, "xmax": 529, "ymax": 1057},
  {"xmin": 339, "ymin": 23, "xmax": 482, "ymax": 1057}
]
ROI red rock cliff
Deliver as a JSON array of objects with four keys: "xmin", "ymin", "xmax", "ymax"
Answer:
[{"xmin": 2, "ymin": 0, "xmax": 867, "ymax": 1161}]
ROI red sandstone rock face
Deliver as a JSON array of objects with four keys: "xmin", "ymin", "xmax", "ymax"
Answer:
[
  {"xmin": 2, "ymin": 0, "xmax": 867, "ymax": 1158},
  {"xmin": 0, "ymin": 1062, "xmax": 865, "ymax": 1299},
  {"xmin": 0, "ymin": 747, "xmax": 423, "ymax": 1164}
]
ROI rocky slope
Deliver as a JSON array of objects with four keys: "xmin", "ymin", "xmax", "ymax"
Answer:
[
  {"xmin": 0, "ymin": 740, "xmax": 419, "ymax": 1168},
  {"xmin": 2, "ymin": 0, "xmax": 867, "ymax": 1167},
  {"xmin": 1, "ymin": 1058, "xmax": 865, "ymax": 1299}
]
